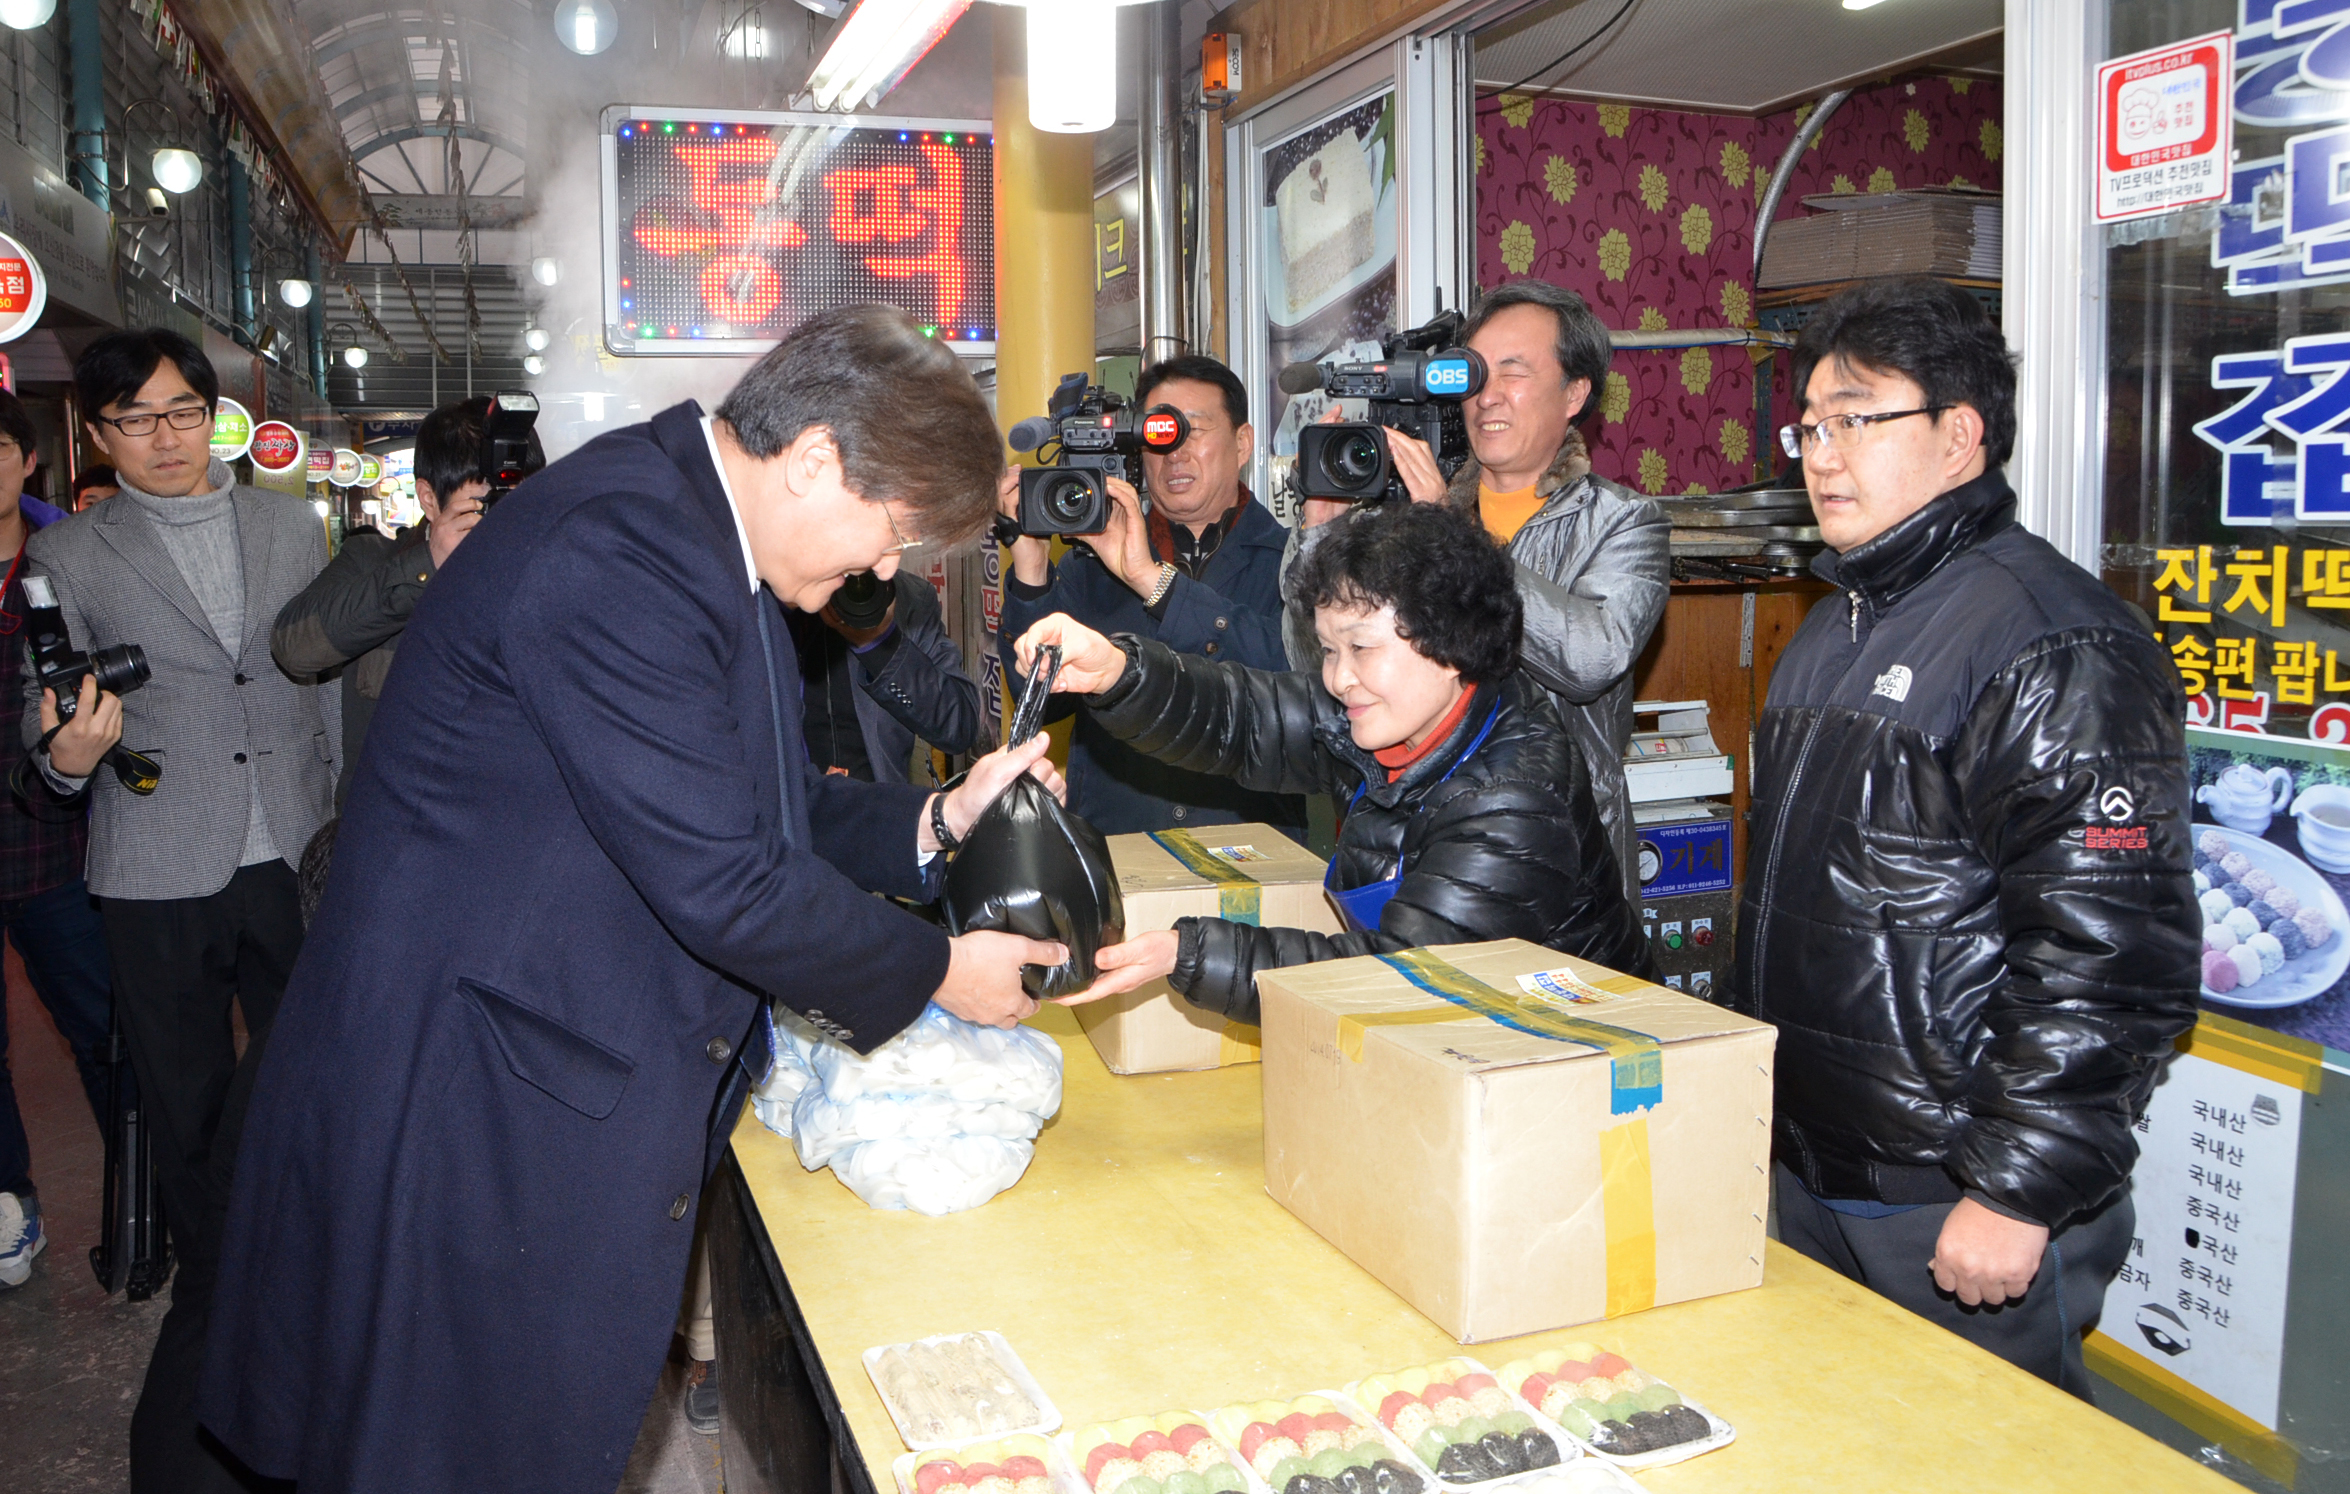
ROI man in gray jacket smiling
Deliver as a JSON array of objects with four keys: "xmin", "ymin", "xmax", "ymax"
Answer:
[{"xmin": 1293, "ymin": 281, "xmax": 1668, "ymax": 899}]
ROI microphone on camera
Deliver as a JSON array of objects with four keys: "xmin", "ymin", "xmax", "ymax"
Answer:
[
  {"xmin": 1277, "ymin": 361, "xmax": 1328, "ymax": 396},
  {"xmin": 1007, "ymin": 416, "xmax": 1058, "ymax": 453}
]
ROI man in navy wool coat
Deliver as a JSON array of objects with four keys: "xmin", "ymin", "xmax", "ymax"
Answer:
[{"xmin": 198, "ymin": 306, "xmax": 1069, "ymax": 1492}]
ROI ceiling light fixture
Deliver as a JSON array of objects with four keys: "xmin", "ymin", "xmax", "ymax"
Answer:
[
  {"xmin": 531, "ymin": 256, "xmax": 562, "ymax": 287},
  {"xmin": 1025, "ymin": 0, "xmax": 1115, "ymax": 133},
  {"xmin": 343, "ymin": 343, "xmax": 369, "ymax": 369},
  {"xmin": 522, "ymin": 354, "xmax": 546, "ymax": 376},
  {"xmin": 151, "ymin": 146, "xmax": 202, "ymax": 193},
  {"xmin": 555, "ymin": 0, "xmax": 617, "ymax": 55},
  {"xmin": 805, "ymin": 0, "xmax": 972, "ymax": 113},
  {"xmin": 1840, "ymin": 0, "xmax": 1892, "ymax": 8},
  {"xmin": 278, "ymin": 277, "xmax": 314, "ymax": 308},
  {"xmin": 0, "ymin": 0, "xmax": 57, "ymax": 30},
  {"xmin": 524, "ymin": 326, "xmax": 550, "ymax": 352}
]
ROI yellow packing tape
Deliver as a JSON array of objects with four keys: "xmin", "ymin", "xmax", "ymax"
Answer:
[
  {"xmin": 1336, "ymin": 1004, "xmax": 1477, "ymax": 1062},
  {"xmin": 1372, "ymin": 951, "xmax": 1665, "ymax": 1114},
  {"xmin": 1218, "ymin": 1021, "xmax": 1262, "ymax": 1066},
  {"xmin": 1600, "ymin": 1116, "xmax": 1658, "ymax": 1318},
  {"xmin": 1148, "ymin": 830, "xmax": 1263, "ymax": 925}
]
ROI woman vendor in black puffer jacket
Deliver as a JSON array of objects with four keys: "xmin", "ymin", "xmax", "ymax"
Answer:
[{"xmin": 1019, "ymin": 501, "xmax": 1650, "ymax": 1021}]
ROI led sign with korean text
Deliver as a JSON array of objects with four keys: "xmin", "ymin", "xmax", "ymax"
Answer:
[{"xmin": 600, "ymin": 106, "xmax": 995, "ymax": 356}]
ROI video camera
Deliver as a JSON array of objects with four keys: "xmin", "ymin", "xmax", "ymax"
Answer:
[
  {"xmin": 477, "ymin": 390, "xmax": 546, "ymax": 511},
  {"xmin": 1288, "ymin": 310, "xmax": 1487, "ymax": 505},
  {"xmin": 21, "ymin": 574, "xmax": 160, "ymax": 795},
  {"xmin": 998, "ymin": 372, "xmax": 1191, "ymax": 539}
]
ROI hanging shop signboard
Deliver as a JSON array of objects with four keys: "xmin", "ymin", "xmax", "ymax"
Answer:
[
  {"xmin": 307, "ymin": 444, "xmax": 334, "ymax": 483},
  {"xmin": 0, "ymin": 229, "xmax": 46, "ymax": 344},
  {"xmin": 210, "ymin": 398, "xmax": 253, "ymax": 462},
  {"xmin": 357, "ymin": 453, "xmax": 383, "ymax": 485},
  {"xmin": 599, "ymin": 107, "xmax": 995, "ymax": 356},
  {"xmin": 329, "ymin": 448, "xmax": 363, "ymax": 486},
  {"xmin": 249, "ymin": 421, "xmax": 302, "ymax": 475},
  {"xmin": 2094, "ymin": 30, "xmax": 2232, "ymax": 222}
]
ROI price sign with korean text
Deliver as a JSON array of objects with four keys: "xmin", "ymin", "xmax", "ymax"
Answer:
[
  {"xmin": 600, "ymin": 106, "xmax": 994, "ymax": 357},
  {"xmin": 2094, "ymin": 1044, "xmax": 2304, "ymax": 1429},
  {"xmin": 0, "ymin": 229, "xmax": 46, "ymax": 343},
  {"xmin": 2096, "ymin": 30, "xmax": 2232, "ymax": 222}
]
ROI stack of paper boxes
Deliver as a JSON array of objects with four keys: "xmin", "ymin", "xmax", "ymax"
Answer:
[{"xmin": 1623, "ymin": 701, "xmax": 1736, "ymax": 1003}]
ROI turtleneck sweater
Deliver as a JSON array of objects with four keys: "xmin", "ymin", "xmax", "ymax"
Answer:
[{"xmin": 113, "ymin": 460, "xmax": 279, "ymax": 866}]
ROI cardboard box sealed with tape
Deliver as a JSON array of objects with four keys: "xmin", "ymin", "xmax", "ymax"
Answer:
[
  {"xmin": 1256, "ymin": 939, "xmax": 1775, "ymax": 1343},
  {"xmin": 1077, "ymin": 825, "xmax": 1341, "ymax": 1074}
]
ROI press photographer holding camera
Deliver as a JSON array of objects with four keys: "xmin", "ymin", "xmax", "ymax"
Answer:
[
  {"xmin": 22, "ymin": 327, "xmax": 339, "ymax": 1489},
  {"xmin": 273, "ymin": 394, "xmax": 520, "ymax": 804},
  {"xmin": 998, "ymin": 354, "xmax": 1305, "ymax": 841},
  {"xmin": 1291, "ymin": 284, "xmax": 1668, "ymax": 899}
]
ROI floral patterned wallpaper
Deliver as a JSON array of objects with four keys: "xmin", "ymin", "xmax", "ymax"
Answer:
[{"xmin": 1475, "ymin": 75, "xmax": 2005, "ymax": 497}]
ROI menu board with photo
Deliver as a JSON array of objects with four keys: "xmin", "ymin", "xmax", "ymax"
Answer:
[{"xmin": 1257, "ymin": 93, "xmax": 1397, "ymax": 527}]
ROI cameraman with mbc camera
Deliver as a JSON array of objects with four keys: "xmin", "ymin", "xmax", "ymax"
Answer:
[
  {"xmin": 1295, "ymin": 284, "xmax": 1668, "ymax": 899},
  {"xmin": 273, "ymin": 395, "xmax": 493, "ymax": 805},
  {"xmin": 998, "ymin": 355, "xmax": 1305, "ymax": 841},
  {"xmin": 22, "ymin": 327, "xmax": 339, "ymax": 1489}
]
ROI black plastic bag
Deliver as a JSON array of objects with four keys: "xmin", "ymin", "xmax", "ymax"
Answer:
[{"xmin": 941, "ymin": 647, "xmax": 1125, "ymax": 999}]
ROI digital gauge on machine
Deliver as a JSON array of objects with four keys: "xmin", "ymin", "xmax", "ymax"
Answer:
[{"xmin": 599, "ymin": 105, "xmax": 997, "ymax": 357}]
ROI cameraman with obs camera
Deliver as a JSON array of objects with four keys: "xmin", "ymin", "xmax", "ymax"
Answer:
[
  {"xmin": 1290, "ymin": 284, "xmax": 1668, "ymax": 900},
  {"xmin": 998, "ymin": 355, "xmax": 1305, "ymax": 841},
  {"xmin": 273, "ymin": 394, "xmax": 516, "ymax": 807},
  {"xmin": 24, "ymin": 327, "xmax": 339, "ymax": 1490}
]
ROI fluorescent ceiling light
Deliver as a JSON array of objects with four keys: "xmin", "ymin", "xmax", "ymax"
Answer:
[
  {"xmin": 806, "ymin": 0, "xmax": 972, "ymax": 112},
  {"xmin": 1026, "ymin": 0, "xmax": 1114, "ymax": 133},
  {"xmin": 1842, "ymin": 0, "xmax": 1891, "ymax": 8}
]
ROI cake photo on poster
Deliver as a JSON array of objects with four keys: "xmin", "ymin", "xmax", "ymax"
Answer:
[
  {"xmin": 2187, "ymin": 727, "xmax": 2350, "ymax": 1050},
  {"xmin": 1258, "ymin": 95, "xmax": 1400, "ymax": 524}
]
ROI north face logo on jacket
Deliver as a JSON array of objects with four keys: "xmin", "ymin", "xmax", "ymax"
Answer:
[{"xmin": 1870, "ymin": 665, "xmax": 1913, "ymax": 702}]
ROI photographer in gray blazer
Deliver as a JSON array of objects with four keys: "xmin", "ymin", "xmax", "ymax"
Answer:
[{"xmin": 23, "ymin": 328, "xmax": 337, "ymax": 1492}]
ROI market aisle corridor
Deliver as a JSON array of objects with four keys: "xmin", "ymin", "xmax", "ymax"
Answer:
[{"xmin": 0, "ymin": 946, "xmax": 724, "ymax": 1492}]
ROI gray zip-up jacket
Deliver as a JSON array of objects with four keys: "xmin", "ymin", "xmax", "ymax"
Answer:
[{"xmin": 1285, "ymin": 426, "xmax": 1669, "ymax": 900}]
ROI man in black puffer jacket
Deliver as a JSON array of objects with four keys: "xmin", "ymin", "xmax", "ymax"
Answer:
[
  {"xmin": 1739, "ymin": 278, "xmax": 2196, "ymax": 1397},
  {"xmin": 1017, "ymin": 501, "xmax": 1647, "ymax": 1021}
]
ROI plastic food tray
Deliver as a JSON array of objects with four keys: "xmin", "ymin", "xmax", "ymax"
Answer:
[
  {"xmin": 895, "ymin": 1432, "xmax": 1086, "ymax": 1494},
  {"xmin": 1484, "ymin": 1466, "xmax": 1651, "ymax": 1494},
  {"xmin": 1056, "ymin": 1412, "xmax": 1257, "ymax": 1494},
  {"xmin": 1338, "ymin": 1364, "xmax": 1580, "ymax": 1493},
  {"xmin": 865, "ymin": 1330, "xmax": 1063, "ymax": 1451},
  {"xmin": 1207, "ymin": 1392, "xmax": 1433, "ymax": 1494},
  {"xmin": 1491, "ymin": 1355, "xmax": 1732, "ymax": 1472}
]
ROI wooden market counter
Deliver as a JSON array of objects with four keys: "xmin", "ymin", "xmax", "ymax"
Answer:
[{"xmin": 704, "ymin": 1006, "xmax": 2233, "ymax": 1494}]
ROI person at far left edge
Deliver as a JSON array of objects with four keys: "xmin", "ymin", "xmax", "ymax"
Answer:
[
  {"xmin": 997, "ymin": 354, "xmax": 1306, "ymax": 843},
  {"xmin": 0, "ymin": 387, "xmax": 121, "ymax": 1296}
]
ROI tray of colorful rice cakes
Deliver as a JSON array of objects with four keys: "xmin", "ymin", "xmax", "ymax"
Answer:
[
  {"xmin": 2194, "ymin": 827, "xmax": 2349, "ymax": 1009},
  {"xmin": 897, "ymin": 1434, "xmax": 1076, "ymax": 1494},
  {"xmin": 1492, "ymin": 1346, "xmax": 1732, "ymax": 1469},
  {"xmin": 1207, "ymin": 1394, "xmax": 1434, "ymax": 1494},
  {"xmin": 1342, "ymin": 1360, "xmax": 1576, "ymax": 1489},
  {"xmin": 1063, "ymin": 1412, "xmax": 1252, "ymax": 1494}
]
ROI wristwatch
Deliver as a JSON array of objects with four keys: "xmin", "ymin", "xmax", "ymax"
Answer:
[
  {"xmin": 929, "ymin": 792, "xmax": 961, "ymax": 854},
  {"xmin": 1144, "ymin": 562, "xmax": 1179, "ymax": 611}
]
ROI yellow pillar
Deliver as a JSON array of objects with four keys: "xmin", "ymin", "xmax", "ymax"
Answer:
[
  {"xmin": 992, "ymin": 6, "xmax": 1097, "ymax": 448},
  {"xmin": 992, "ymin": 5, "xmax": 1097, "ymax": 752}
]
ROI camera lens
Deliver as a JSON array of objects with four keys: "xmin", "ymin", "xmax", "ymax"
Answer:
[
  {"xmin": 90, "ymin": 644, "xmax": 150, "ymax": 698},
  {"xmin": 1333, "ymin": 431, "xmax": 1382, "ymax": 484},
  {"xmin": 1042, "ymin": 475, "xmax": 1095, "ymax": 525}
]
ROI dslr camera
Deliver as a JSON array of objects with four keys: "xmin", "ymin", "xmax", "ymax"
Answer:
[
  {"xmin": 21, "ymin": 574, "xmax": 161, "ymax": 794},
  {"xmin": 476, "ymin": 390, "xmax": 546, "ymax": 511},
  {"xmin": 1000, "ymin": 372, "xmax": 1190, "ymax": 539},
  {"xmin": 1291, "ymin": 310, "xmax": 1488, "ymax": 504}
]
